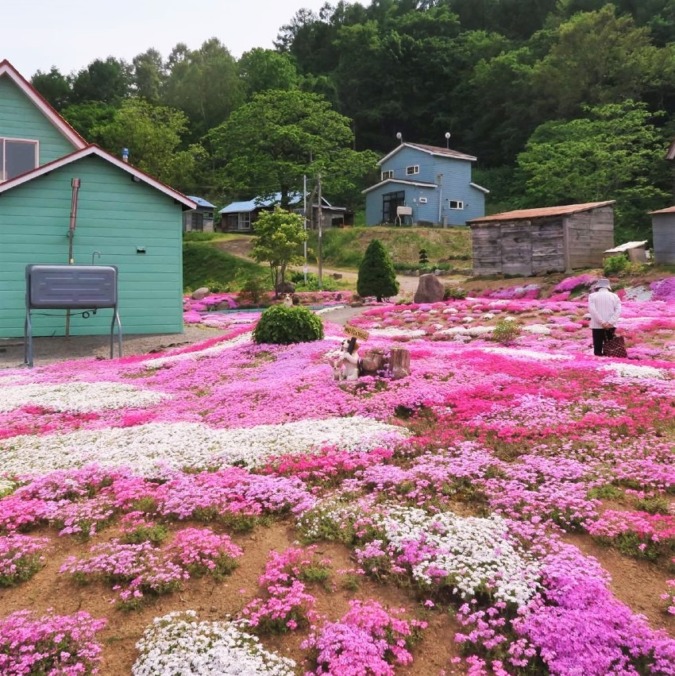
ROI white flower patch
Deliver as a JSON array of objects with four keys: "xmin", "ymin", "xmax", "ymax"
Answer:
[
  {"xmin": 443, "ymin": 308, "xmax": 458, "ymax": 315},
  {"xmin": 482, "ymin": 313, "xmax": 495, "ymax": 320},
  {"xmin": 315, "ymin": 305, "xmax": 348, "ymax": 315},
  {"xmin": 375, "ymin": 506, "xmax": 540, "ymax": 607},
  {"xmin": 521, "ymin": 324, "xmax": 552, "ymax": 335},
  {"xmin": 0, "ymin": 417, "xmax": 409, "ymax": 477},
  {"xmin": 368, "ymin": 328, "xmax": 426, "ymax": 338},
  {"xmin": 438, "ymin": 326, "xmax": 494, "ymax": 337},
  {"xmin": 133, "ymin": 611, "xmax": 295, "ymax": 676},
  {"xmin": 143, "ymin": 332, "xmax": 252, "ymax": 368},
  {"xmin": 0, "ymin": 382, "xmax": 167, "ymax": 413},
  {"xmin": 599, "ymin": 363, "xmax": 668, "ymax": 380},
  {"xmin": 482, "ymin": 347, "xmax": 570, "ymax": 362}
]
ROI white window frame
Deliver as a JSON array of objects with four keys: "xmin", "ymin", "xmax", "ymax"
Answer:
[
  {"xmin": 238, "ymin": 212, "xmax": 252, "ymax": 231},
  {"xmin": 381, "ymin": 169, "xmax": 394, "ymax": 180},
  {"xmin": 405, "ymin": 165, "xmax": 420, "ymax": 176},
  {"xmin": 0, "ymin": 137, "xmax": 39, "ymax": 182},
  {"xmin": 449, "ymin": 200, "xmax": 464, "ymax": 210}
]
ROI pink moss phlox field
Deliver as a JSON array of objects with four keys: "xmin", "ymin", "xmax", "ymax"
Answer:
[
  {"xmin": 0, "ymin": 609, "xmax": 107, "ymax": 675},
  {"xmin": 302, "ymin": 599, "xmax": 426, "ymax": 675},
  {"xmin": 240, "ymin": 546, "xmax": 325, "ymax": 632},
  {"xmin": 0, "ymin": 276, "xmax": 673, "ymax": 672}
]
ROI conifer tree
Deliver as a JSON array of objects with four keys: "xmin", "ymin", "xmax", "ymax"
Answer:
[{"xmin": 357, "ymin": 239, "xmax": 399, "ymax": 302}]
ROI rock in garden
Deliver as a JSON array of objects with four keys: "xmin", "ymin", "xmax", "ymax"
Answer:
[
  {"xmin": 414, "ymin": 274, "xmax": 445, "ymax": 303},
  {"xmin": 191, "ymin": 287, "xmax": 210, "ymax": 300}
]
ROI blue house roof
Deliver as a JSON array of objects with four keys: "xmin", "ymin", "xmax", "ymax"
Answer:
[
  {"xmin": 378, "ymin": 142, "xmax": 477, "ymax": 165},
  {"xmin": 219, "ymin": 192, "xmax": 337, "ymax": 214},
  {"xmin": 187, "ymin": 196, "xmax": 215, "ymax": 209}
]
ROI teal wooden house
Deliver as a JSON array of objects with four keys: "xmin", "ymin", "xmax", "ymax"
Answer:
[{"xmin": 0, "ymin": 59, "xmax": 196, "ymax": 339}]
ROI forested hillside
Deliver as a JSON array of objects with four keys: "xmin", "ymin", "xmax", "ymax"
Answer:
[{"xmin": 31, "ymin": 0, "xmax": 675, "ymax": 241}]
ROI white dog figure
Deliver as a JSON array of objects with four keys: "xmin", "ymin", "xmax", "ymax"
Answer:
[{"xmin": 328, "ymin": 338, "xmax": 361, "ymax": 381}]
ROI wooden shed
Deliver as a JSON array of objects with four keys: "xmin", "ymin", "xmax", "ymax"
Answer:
[
  {"xmin": 649, "ymin": 206, "xmax": 675, "ymax": 265},
  {"xmin": 468, "ymin": 201, "xmax": 615, "ymax": 277}
]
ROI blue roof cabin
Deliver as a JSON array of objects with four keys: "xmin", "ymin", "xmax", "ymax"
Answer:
[
  {"xmin": 183, "ymin": 196, "xmax": 216, "ymax": 233},
  {"xmin": 219, "ymin": 193, "xmax": 349, "ymax": 232},
  {"xmin": 363, "ymin": 142, "xmax": 488, "ymax": 226},
  {"xmin": 0, "ymin": 59, "xmax": 195, "ymax": 340}
]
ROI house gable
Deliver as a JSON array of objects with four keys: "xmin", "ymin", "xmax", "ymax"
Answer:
[
  {"xmin": 0, "ymin": 154, "xmax": 187, "ymax": 338},
  {"xmin": 364, "ymin": 141, "xmax": 487, "ymax": 226},
  {"xmin": 0, "ymin": 60, "xmax": 86, "ymax": 176}
]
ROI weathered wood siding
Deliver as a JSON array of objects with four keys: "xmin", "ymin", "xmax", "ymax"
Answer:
[
  {"xmin": 471, "ymin": 223, "xmax": 503, "ymax": 276},
  {"xmin": 565, "ymin": 207, "xmax": 614, "ymax": 268},
  {"xmin": 472, "ymin": 219, "xmax": 565, "ymax": 276},
  {"xmin": 0, "ymin": 78, "xmax": 77, "ymax": 164},
  {"xmin": 0, "ymin": 156, "xmax": 184, "ymax": 338},
  {"xmin": 471, "ymin": 206, "xmax": 614, "ymax": 276},
  {"xmin": 652, "ymin": 213, "xmax": 675, "ymax": 264}
]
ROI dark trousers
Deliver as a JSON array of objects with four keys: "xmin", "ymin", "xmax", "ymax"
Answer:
[{"xmin": 592, "ymin": 327, "xmax": 615, "ymax": 356}]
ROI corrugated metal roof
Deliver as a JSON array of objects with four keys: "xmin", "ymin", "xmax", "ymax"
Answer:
[
  {"xmin": 378, "ymin": 142, "xmax": 476, "ymax": 166},
  {"xmin": 187, "ymin": 196, "xmax": 215, "ymax": 209},
  {"xmin": 468, "ymin": 200, "xmax": 615, "ymax": 224},
  {"xmin": 605, "ymin": 241, "xmax": 647, "ymax": 253},
  {"xmin": 219, "ymin": 192, "xmax": 336, "ymax": 214},
  {"xmin": 362, "ymin": 178, "xmax": 437, "ymax": 195},
  {"xmin": 650, "ymin": 205, "xmax": 675, "ymax": 215}
]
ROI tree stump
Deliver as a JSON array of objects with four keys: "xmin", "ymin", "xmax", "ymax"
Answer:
[
  {"xmin": 361, "ymin": 349, "xmax": 386, "ymax": 375},
  {"xmin": 390, "ymin": 347, "xmax": 410, "ymax": 379}
]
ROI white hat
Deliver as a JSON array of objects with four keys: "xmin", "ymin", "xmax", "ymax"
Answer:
[{"xmin": 594, "ymin": 278, "xmax": 612, "ymax": 289}]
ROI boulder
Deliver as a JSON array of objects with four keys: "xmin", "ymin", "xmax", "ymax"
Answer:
[
  {"xmin": 191, "ymin": 287, "xmax": 210, "ymax": 300},
  {"xmin": 413, "ymin": 274, "xmax": 445, "ymax": 304}
]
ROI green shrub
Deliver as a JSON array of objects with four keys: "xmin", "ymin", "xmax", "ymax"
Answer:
[
  {"xmin": 491, "ymin": 319, "xmax": 521, "ymax": 345},
  {"xmin": 357, "ymin": 239, "xmax": 399, "ymax": 301},
  {"xmin": 253, "ymin": 305, "xmax": 324, "ymax": 344},
  {"xmin": 603, "ymin": 254, "xmax": 630, "ymax": 276},
  {"xmin": 290, "ymin": 271, "xmax": 339, "ymax": 292},
  {"xmin": 444, "ymin": 285, "xmax": 467, "ymax": 300},
  {"xmin": 238, "ymin": 275, "xmax": 268, "ymax": 305}
]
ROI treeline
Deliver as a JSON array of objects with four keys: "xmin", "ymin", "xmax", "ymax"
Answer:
[{"xmin": 31, "ymin": 0, "xmax": 675, "ymax": 240}]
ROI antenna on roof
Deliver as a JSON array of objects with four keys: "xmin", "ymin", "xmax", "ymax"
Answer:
[
  {"xmin": 396, "ymin": 132, "xmax": 403, "ymax": 145},
  {"xmin": 444, "ymin": 132, "xmax": 451, "ymax": 149}
]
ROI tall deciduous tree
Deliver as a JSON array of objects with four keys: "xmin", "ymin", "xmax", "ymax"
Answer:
[
  {"xmin": 93, "ymin": 99, "xmax": 206, "ymax": 189},
  {"xmin": 31, "ymin": 68, "xmax": 73, "ymax": 111},
  {"xmin": 238, "ymin": 48, "xmax": 299, "ymax": 98},
  {"xmin": 252, "ymin": 208, "xmax": 307, "ymax": 293},
  {"xmin": 208, "ymin": 90, "xmax": 376, "ymax": 207},
  {"xmin": 357, "ymin": 239, "xmax": 399, "ymax": 302},
  {"xmin": 71, "ymin": 57, "xmax": 132, "ymax": 104},
  {"xmin": 163, "ymin": 38, "xmax": 243, "ymax": 138},
  {"xmin": 132, "ymin": 48, "xmax": 166, "ymax": 102},
  {"xmin": 517, "ymin": 100, "xmax": 670, "ymax": 241}
]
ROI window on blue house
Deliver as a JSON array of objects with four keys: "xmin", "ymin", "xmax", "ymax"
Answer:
[
  {"xmin": 405, "ymin": 165, "xmax": 419, "ymax": 175},
  {"xmin": 0, "ymin": 138, "xmax": 38, "ymax": 182},
  {"xmin": 382, "ymin": 190, "xmax": 405, "ymax": 223},
  {"xmin": 449, "ymin": 200, "xmax": 464, "ymax": 209},
  {"xmin": 381, "ymin": 170, "xmax": 394, "ymax": 180}
]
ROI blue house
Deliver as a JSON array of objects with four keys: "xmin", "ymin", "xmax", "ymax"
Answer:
[{"xmin": 363, "ymin": 142, "xmax": 488, "ymax": 226}]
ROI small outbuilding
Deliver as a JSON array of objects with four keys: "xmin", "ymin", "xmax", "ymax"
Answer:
[
  {"xmin": 649, "ymin": 206, "xmax": 675, "ymax": 265},
  {"xmin": 183, "ymin": 196, "xmax": 215, "ymax": 233},
  {"xmin": 468, "ymin": 201, "xmax": 615, "ymax": 277},
  {"xmin": 604, "ymin": 241, "xmax": 649, "ymax": 264}
]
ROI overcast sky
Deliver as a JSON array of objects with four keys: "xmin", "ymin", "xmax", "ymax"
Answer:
[{"xmin": 5, "ymin": 0, "xmax": 364, "ymax": 78}]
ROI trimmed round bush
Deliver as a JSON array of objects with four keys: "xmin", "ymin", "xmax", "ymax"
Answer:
[{"xmin": 253, "ymin": 305, "xmax": 324, "ymax": 345}]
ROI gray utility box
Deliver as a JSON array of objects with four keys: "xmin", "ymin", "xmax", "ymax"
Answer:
[
  {"xmin": 27, "ymin": 265, "xmax": 118, "ymax": 308},
  {"xmin": 24, "ymin": 264, "xmax": 122, "ymax": 366}
]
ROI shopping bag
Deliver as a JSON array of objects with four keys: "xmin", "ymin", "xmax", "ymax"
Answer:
[{"xmin": 603, "ymin": 335, "xmax": 627, "ymax": 358}]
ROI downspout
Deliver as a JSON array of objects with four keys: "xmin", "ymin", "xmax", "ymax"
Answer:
[
  {"xmin": 65, "ymin": 178, "xmax": 81, "ymax": 337},
  {"xmin": 437, "ymin": 174, "xmax": 443, "ymax": 225}
]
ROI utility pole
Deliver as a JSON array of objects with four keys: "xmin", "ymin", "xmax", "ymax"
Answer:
[
  {"xmin": 317, "ymin": 173, "xmax": 323, "ymax": 290},
  {"xmin": 303, "ymin": 174, "xmax": 308, "ymax": 284}
]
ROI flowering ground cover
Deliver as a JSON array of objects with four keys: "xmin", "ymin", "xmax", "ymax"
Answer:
[{"xmin": 0, "ymin": 281, "xmax": 673, "ymax": 674}]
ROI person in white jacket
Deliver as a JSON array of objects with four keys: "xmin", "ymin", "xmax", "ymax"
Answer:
[{"xmin": 588, "ymin": 278, "xmax": 621, "ymax": 356}]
